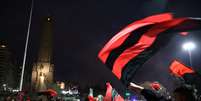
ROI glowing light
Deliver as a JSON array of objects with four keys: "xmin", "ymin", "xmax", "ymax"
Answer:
[
  {"xmin": 60, "ymin": 82, "xmax": 65, "ymax": 89},
  {"xmin": 12, "ymin": 89, "xmax": 19, "ymax": 92},
  {"xmin": 48, "ymin": 18, "xmax": 51, "ymax": 21},
  {"xmin": 40, "ymin": 75, "xmax": 45, "ymax": 82},
  {"xmin": 61, "ymin": 90, "xmax": 68, "ymax": 95},
  {"xmin": 125, "ymin": 92, "xmax": 131, "ymax": 96},
  {"xmin": 1, "ymin": 45, "xmax": 6, "ymax": 48},
  {"xmin": 131, "ymin": 96, "xmax": 137, "ymax": 101},
  {"xmin": 182, "ymin": 42, "xmax": 196, "ymax": 51},
  {"xmin": 2, "ymin": 84, "xmax": 6, "ymax": 87},
  {"xmin": 132, "ymin": 99, "xmax": 136, "ymax": 101}
]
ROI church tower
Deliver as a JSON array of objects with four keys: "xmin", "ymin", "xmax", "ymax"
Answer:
[{"xmin": 31, "ymin": 17, "xmax": 54, "ymax": 91}]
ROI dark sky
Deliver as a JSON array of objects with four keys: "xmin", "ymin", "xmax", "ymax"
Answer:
[{"xmin": 1, "ymin": 0, "xmax": 201, "ymax": 93}]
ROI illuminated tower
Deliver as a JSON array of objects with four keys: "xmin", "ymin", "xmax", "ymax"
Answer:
[{"xmin": 31, "ymin": 17, "xmax": 54, "ymax": 91}]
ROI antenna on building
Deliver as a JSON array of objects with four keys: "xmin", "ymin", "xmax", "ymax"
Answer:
[{"xmin": 19, "ymin": 0, "xmax": 34, "ymax": 91}]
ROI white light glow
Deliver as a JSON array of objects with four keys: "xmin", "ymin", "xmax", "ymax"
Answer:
[
  {"xmin": 61, "ymin": 90, "xmax": 68, "ymax": 95},
  {"xmin": 182, "ymin": 42, "xmax": 196, "ymax": 51},
  {"xmin": 40, "ymin": 75, "xmax": 45, "ymax": 82},
  {"xmin": 1, "ymin": 45, "xmax": 6, "ymax": 48},
  {"xmin": 60, "ymin": 82, "xmax": 65, "ymax": 89}
]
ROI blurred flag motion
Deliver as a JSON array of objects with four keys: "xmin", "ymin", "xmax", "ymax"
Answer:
[{"xmin": 98, "ymin": 13, "xmax": 201, "ymax": 86}]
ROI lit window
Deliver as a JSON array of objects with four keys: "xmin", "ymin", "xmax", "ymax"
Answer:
[
  {"xmin": 48, "ymin": 18, "xmax": 51, "ymax": 21},
  {"xmin": 1, "ymin": 45, "xmax": 6, "ymax": 48}
]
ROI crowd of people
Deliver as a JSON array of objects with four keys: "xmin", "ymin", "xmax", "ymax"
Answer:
[
  {"xmin": 133, "ymin": 60, "xmax": 201, "ymax": 101},
  {"xmin": 88, "ymin": 60, "xmax": 201, "ymax": 101},
  {"xmin": 129, "ymin": 82, "xmax": 200, "ymax": 101}
]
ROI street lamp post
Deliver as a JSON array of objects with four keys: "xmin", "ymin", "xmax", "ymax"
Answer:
[
  {"xmin": 182, "ymin": 41, "xmax": 196, "ymax": 68},
  {"xmin": 19, "ymin": 0, "xmax": 34, "ymax": 91}
]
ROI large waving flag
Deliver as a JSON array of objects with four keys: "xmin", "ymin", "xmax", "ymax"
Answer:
[{"xmin": 98, "ymin": 13, "xmax": 201, "ymax": 85}]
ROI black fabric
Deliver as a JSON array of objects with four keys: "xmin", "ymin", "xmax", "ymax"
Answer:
[
  {"xmin": 120, "ymin": 19, "xmax": 201, "ymax": 85},
  {"xmin": 141, "ymin": 89, "xmax": 171, "ymax": 101},
  {"xmin": 101, "ymin": 18, "xmax": 201, "ymax": 86},
  {"xmin": 141, "ymin": 89, "xmax": 159, "ymax": 101},
  {"xmin": 106, "ymin": 19, "xmax": 201, "ymax": 71},
  {"xmin": 121, "ymin": 32, "xmax": 175, "ymax": 85},
  {"xmin": 183, "ymin": 73, "xmax": 201, "ymax": 95},
  {"xmin": 105, "ymin": 25, "xmax": 153, "ymax": 70}
]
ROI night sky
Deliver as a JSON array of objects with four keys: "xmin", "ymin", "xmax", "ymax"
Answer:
[{"xmin": 1, "ymin": 0, "xmax": 201, "ymax": 93}]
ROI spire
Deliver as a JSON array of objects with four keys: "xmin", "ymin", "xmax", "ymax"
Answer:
[
  {"xmin": 31, "ymin": 16, "xmax": 54, "ymax": 91},
  {"xmin": 37, "ymin": 17, "xmax": 53, "ymax": 63}
]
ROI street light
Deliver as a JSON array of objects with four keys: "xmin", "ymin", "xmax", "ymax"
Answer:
[
  {"xmin": 19, "ymin": 0, "xmax": 34, "ymax": 91},
  {"xmin": 182, "ymin": 42, "xmax": 196, "ymax": 51},
  {"xmin": 182, "ymin": 41, "xmax": 196, "ymax": 68}
]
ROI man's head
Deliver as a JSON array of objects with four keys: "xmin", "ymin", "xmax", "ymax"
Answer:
[{"xmin": 173, "ymin": 85, "xmax": 197, "ymax": 101}]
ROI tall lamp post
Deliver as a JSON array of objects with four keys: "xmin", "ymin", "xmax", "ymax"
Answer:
[
  {"xmin": 182, "ymin": 41, "xmax": 196, "ymax": 68},
  {"xmin": 19, "ymin": 0, "xmax": 34, "ymax": 91}
]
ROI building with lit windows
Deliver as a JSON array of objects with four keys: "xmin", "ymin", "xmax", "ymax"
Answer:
[{"xmin": 0, "ymin": 41, "xmax": 19, "ymax": 91}]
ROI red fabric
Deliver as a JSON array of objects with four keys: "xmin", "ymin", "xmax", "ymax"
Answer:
[
  {"xmin": 18, "ymin": 91, "xmax": 25, "ymax": 101},
  {"xmin": 26, "ymin": 97, "xmax": 31, "ymax": 101},
  {"xmin": 114, "ymin": 95, "xmax": 124, "ymax": 101},
  {"xmin": 47, "ymin": 89, "xmax": 58, "ymax": 96},
  {"xmin": 98, "ymin": 13, "xmax": 173, "ymax": 63},
  {"xmin": 169, "ymin": 60, "xmax": 195, "ymax": 77},
  {"xmin": 88, "ymin": 96, "xmax": 96, "ymax": 101},
  {"xmin": 113, "ymin": 18, "xmax": 187, "ymax": 79},
  {"xmin": 151, "ymin": 82, "xmax": 161, "ymax": 91},
  {"xmin": 104, "ymin": 83, "xmax": 113, "ymax": 101},
  {"xmin": 180, "ymin": 32, "xmax": 189, "ymax": 36},
  {"xmin": 104, "ymin": 82, "xmax": 124, "ymax": 101}
]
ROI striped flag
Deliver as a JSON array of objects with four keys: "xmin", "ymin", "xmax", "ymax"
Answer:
[{"xmin": 98, "ymin": 13, "xmax": 201, "ymax": 85}]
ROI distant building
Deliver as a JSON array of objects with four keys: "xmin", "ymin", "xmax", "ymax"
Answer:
[
  {"xmin": 0, "ymin": 41, "xmax": 19, "ymax": 91},
  {"xmin": 31, "ymin": 17, "xmax": 54, "ymax": 91}
]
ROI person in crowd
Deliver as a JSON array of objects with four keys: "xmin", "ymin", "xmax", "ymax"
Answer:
[
  {"xmin": 173, "ymin": 85, "xmax": 197, "ymax": 101},
  {"xmin": 169, "ymin": 60, "xmax": 201, "ymax": 96},
  {"xmin": 129, "ymin": 82, "xmax": 198, "ymax": 101}
]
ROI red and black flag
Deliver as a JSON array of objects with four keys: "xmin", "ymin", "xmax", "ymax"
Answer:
[
  {"xmin": 169, "ymin": 60, "xmax": 201, "ymax": 94},
  {"xmin": 169, "ymin": 60, "xmax": 195, "ymax": 77},
  {"xmin": 98, "ymin": 13, "xmax": 201, "ymax": 86}
]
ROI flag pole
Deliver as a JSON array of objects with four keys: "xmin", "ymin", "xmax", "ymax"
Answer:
[{"xmin": 19, "ymin": 0, "xmax": 34, "ymax": 91}]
